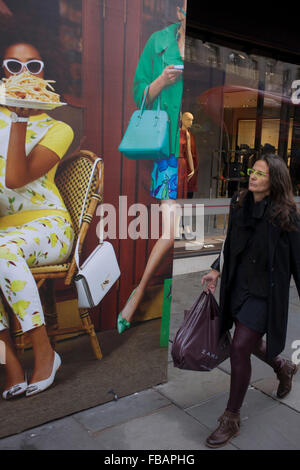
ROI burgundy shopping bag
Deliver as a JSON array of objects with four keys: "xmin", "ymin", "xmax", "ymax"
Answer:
[{"xmin": 171, "ymin": 291, "xmax": 231, "ymax": 371}]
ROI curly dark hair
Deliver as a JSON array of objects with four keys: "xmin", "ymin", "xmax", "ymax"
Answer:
[
  {"xmin": 237, "ymin": 154, "xmax": 299, "ymax": 232},
  {"xmin": 0, "ymin": 14, "xmax": 71, "ymax": 95}
]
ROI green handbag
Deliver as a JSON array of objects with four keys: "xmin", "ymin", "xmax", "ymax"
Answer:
[{"xmin": 119, "ymin": 86, "xmax": 170, "ymax": 160}]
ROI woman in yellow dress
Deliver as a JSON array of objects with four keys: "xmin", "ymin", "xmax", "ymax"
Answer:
[{"xmin": 0, "ymin": 39, "xmax": 74, "ymax": 399}]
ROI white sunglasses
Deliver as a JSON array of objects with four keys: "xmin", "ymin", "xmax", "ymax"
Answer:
[{"xmin": 2, "ymin": 59, "xmax": 44, "ymax": 75}]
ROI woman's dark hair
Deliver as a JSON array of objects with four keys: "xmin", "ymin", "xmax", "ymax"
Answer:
[
  {"xmin": 238, "ymin": 153, "xmax": 299, "ymax": 231},
  {"xmin": 0, "ymin": 15, "xmax": 70, "ymax": 95}
]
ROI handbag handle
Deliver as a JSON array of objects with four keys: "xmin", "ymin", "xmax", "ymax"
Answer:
[
  {"xmin": 74, "ymin": 157, "xmax": 103, "ymax": 271},
  {"xmin": 139, "ymin": 85, "xmax": 161, "ymax": 117}
]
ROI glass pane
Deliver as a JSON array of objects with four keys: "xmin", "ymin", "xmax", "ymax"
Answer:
[
  {"xmin": 178, "ymin": 35, "xmax": 300, "ymax": 254},
  {"xmin": 261, "ymin": 119, "xmax": 281, "ymax": 149},
  {"xmin": 182, "ymin": 37, "xmax": 300, "ymax": 199},
  {"xmin": 237, "ymin": 120, "xmax": 256, "ymax": 148}
]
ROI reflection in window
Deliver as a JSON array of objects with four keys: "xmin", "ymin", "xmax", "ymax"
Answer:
[{"xmin": 182, "ymin": 37, "xmax": 300, "ymax": 199}]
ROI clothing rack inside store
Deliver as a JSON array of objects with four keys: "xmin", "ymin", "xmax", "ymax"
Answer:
[{"xmin": 210, "ymin": 149, "xmax": 254, "ymax": 198}]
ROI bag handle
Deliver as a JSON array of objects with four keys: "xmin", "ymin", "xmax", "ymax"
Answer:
[
  {"xmin": 140, "ymin": 85, "xmax": 161, "ymax": 116},
  {"xmin": 206, "ymin": 291, "xmax": 218, "ymax": 320},
  {"xmin": 75, "ymin": 157, "xmax": 103, "ymax": 271}
]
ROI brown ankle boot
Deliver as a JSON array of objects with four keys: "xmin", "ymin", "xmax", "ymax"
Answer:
[
  {"xmin": 205, "ymin": 410, "xmax": 240, "ymax": 448},
  {"xmin": 276, "ymin": 360, "xmax": 298, "ymax": 399}
]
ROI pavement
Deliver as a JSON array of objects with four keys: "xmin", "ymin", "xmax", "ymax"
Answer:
[{"xmin": 0, "ymin": 265, "xmax": 300, "ymax": 451}]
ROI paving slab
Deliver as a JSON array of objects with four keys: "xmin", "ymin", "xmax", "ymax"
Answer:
[
  {"xmin": 155, "ymin": 364, "xmax": 231, "ymax": 409},
  {"xmin": 253, "ymin": 369, "xmax": 300, "ymax": 412},
  {"xmin": 0, "ymin": 416, "xmax": 98, "ymax": 450},
  {"xmin": 91, "ymin": 404, "xmax": 236, "ymax": 450},
  {"xmin": 232, "ymin": 404, "xmax": 300, "ymax": 450},
  {"xmin": 289, "ymin": 284, "xmax": 299, "ymax": 301},
  {"xmin": 278, "ymin": 310, "xmax": 300, "ymax": 364},
  {"xmin": 169, "ymin": 310, "xmax": 185, "ymax": 344},
  {"xmin": 289, "ymin": 300, "xmax": 300, "ymax": 313},
  {"xmin": 185, "ymin": 387, "xmax": 279, "ymax": 431},
  {"xmin": 73, "ymin": 389, "xmax": 171, "ymax": 433},
  {"xmin": 288, "ymin": 306, "xmax": 300, "ymax": 324},
  {"xmin": 185, "ymin": 388, "xmax": 300, "ymax": 450}
]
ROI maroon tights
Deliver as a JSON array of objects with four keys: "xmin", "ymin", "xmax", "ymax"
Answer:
[{"xmin": 226, "ymin": 320, "xmax": 285, "ymax": 414}]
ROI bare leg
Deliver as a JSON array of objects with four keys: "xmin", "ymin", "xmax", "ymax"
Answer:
[
  {"xmin": 0, "ymin": 325, "xmax": 55, "ymax": 389},
  {"xmin": 120, "ymin": 199, "xmax": 176, "ymax": 323},
  {"xmin": 28, "ymin": 325, "xmax": 55, "ymax": 384},
  {"xmin": 0, "ymin": 329, "xmax": 25, "ymax": 390}
]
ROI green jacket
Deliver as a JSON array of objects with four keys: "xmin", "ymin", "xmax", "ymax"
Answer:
[{"xmin": 133, "ymin": 22, "xmax": 184, "ymax": 158}]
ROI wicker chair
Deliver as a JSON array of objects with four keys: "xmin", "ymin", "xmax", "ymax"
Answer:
[{"xmin": 11, "ymin": 150, "xmax": 104, "ymax": 360}]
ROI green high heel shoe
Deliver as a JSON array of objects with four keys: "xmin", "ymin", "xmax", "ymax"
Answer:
[{"xmin": 117, "ymin": 289, "xmax": 136, "ymax": 334}]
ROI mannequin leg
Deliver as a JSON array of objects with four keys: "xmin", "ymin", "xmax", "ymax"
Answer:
[
  {"xmin": 175, "ymin": 214, "xmax": 183, "ymax": 239},
  {"xmin": 183, "ymin": 214, "xmax": 195, "ymax": 240}
]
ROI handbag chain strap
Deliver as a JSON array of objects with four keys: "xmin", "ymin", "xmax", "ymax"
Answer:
[{"xmin": 75, "ymin": 157, "xmax": 103, "ymax": 271}]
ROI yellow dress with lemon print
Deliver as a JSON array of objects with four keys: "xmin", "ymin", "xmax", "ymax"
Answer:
[{"xmin": 0, "ymin": 106, "xmax": 74, "ymax": 333}]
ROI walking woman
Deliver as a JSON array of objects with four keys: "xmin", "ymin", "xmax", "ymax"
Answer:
[
  {"xmin": 117, "ymin": 1, "xmax": 187, "ymax": 333},
  {"xmin": 0, "ymin": 37, "xmax": 74, "ymax": 399},
  {"xmin": 201, "ymin": 154, "xmax": 300, "ymax": 448}
]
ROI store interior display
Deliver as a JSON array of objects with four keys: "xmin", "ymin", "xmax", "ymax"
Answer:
[{"xmin": 174, "ymin": 35, "xmax": 300, "ymax": 258}]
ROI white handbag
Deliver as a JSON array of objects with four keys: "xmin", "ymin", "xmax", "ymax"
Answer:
[{"xmin": 74, "ymin": 158, "xmax": 121, "ymax": 308}]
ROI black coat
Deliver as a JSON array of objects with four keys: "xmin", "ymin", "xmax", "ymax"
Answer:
[{"xmin": 212, "ymin": 191, "xmax": 300, "ymax": 360}]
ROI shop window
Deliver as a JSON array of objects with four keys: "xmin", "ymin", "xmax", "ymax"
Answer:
[
  {"xmin": 182, "ymin": 36, "xmax": 300, "ymax": 200},
  {"xmin": 175, "ymin": 35, "xmax": 300, "ymax": 257},
  {"xmin": 237, "ymin": 119, "xmax": 293, "ymax": 151}
]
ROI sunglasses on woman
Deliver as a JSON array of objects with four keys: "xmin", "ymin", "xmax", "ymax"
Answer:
[
  {"xmin": 2, "ymin": 59, "xmax": 44, "ymax": 75},
  {"xmin": 247, "ymin": 168, "xmax": 269, "ymax": 178}
]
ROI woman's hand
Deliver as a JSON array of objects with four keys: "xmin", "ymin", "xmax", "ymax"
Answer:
[
  {"xmin": 148, "ymin": 65, "xmax": 182, "ymax": 106},
  {"xmin": 201, "ymin": 269, "xmax": 220, "ymax": 294},
  {"xmin": 187, "ymin": 169, "xmax": 195, "ymax": 181},
  {"xmin": 186, "ymin": 131, "xmax": 194, "ymax": 181},
  {"xmin": 159, "ymin": 65, "xmax": 182, "ymax": 87}
]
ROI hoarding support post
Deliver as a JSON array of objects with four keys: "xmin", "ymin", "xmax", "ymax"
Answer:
[{"xmin": 160, "ymin": 278, "xmax": 172, "ymax": 347}]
